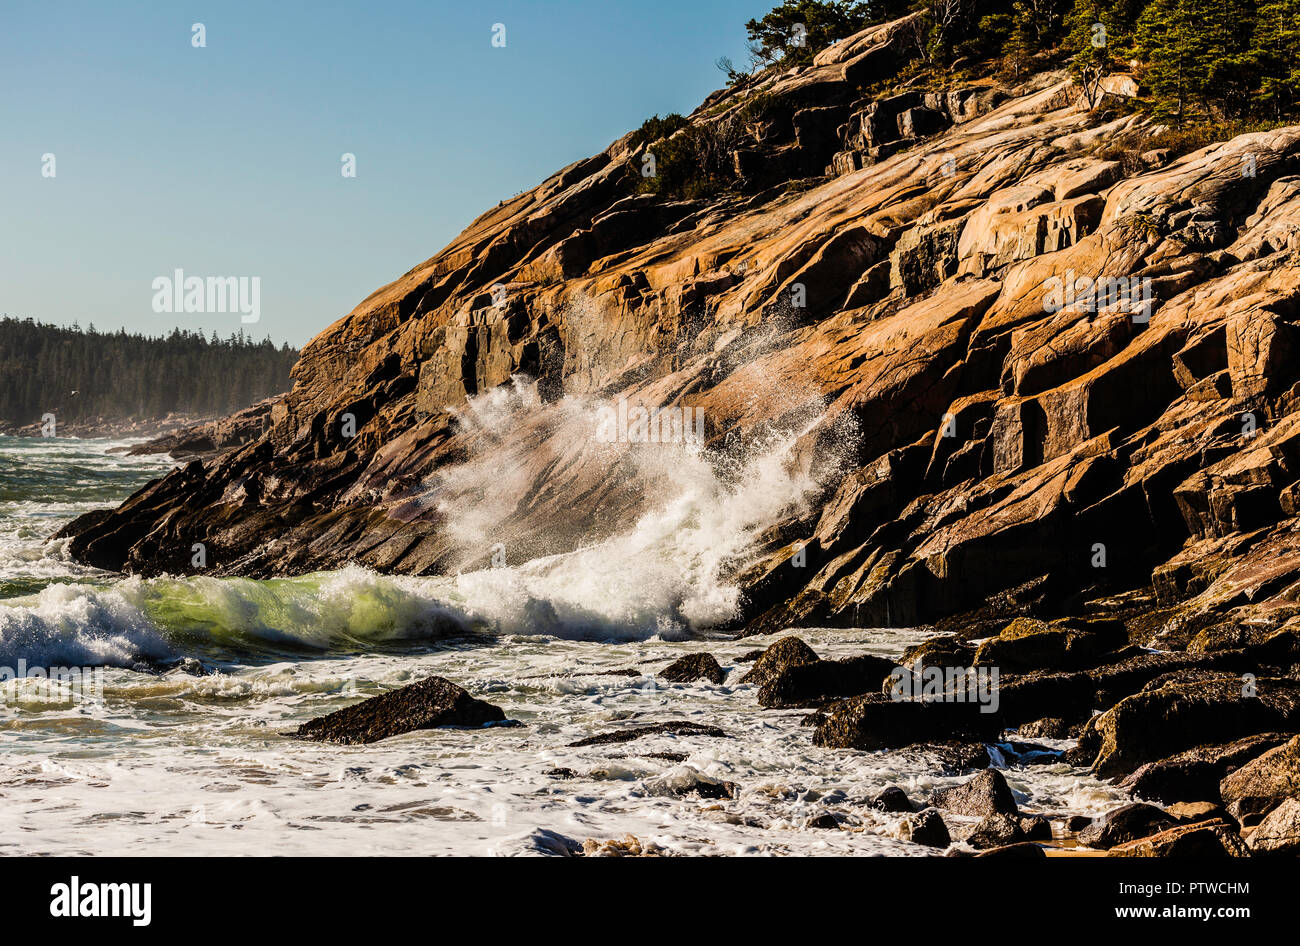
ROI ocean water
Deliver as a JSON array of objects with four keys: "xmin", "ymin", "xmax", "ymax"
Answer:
[{"xmin": 0, "ymin": 435, "xmax": 1123, "ymax": 855}]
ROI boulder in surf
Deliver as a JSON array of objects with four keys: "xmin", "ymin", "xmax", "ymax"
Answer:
[{"xmin": 295, "ymin": 675, "xmax": 507, "ymax": 745}]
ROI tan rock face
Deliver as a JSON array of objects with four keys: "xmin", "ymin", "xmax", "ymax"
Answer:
[{"xmin": 60, "ymin": 16, "xmax": 1300, "ymax": 638}]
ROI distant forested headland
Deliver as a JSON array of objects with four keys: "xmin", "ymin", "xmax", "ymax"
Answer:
[{"xmin": 0, "ymin": 317, "xmax": 298, "ymax": 429}]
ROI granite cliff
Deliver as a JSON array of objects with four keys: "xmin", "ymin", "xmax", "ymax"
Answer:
[{"xmin": 62, "ymin": 15, "xmax": 1300, "ymax": 646}]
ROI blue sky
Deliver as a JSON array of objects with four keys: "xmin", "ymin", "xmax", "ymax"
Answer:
[{"xmin": 0, "ymin": 0, "xmax": 768, "ymax": 347}]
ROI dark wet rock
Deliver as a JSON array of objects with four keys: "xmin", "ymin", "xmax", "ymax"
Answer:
[
  {"xmin": 1019, "ymin": 717, "xmax": 1072, "ymax": 739},
  {"xmin": 901, "ymin": 808, "xmax": 950, "ymax": 847},
  {"xmin": 684, "ymin": 777, "xmax": 736, "ymax": 800},
  {"xmin": 643, "ymin": 764, "xmax": 739, "ymax": 801},
  {"xmin": 995, "ymin": 651, "xmax": 1265, "ymax": 734},
  {"xmin": 1117, "ymin": 732, "xmax": 1290, "ymax": 804},
  {"xmin": 871, "ymin": 786, "xmax": 916, "ymax": 813},
  {"xmin": 736, "ymin": 649, "xmax": 765, "ymax": 663},
  {"xmin": 899, "ymin": 635, "xmax": 976, "ymax": 668},
  {"xmin": 1092, "ymin": 678, "xmax": 1300, "ymax": 777},
  {"xmin": 1219, "ymin": 734, "xmax": 1300, "ymax": 823},
  {"xmin": 660, "ymin": 653, "xmax": 726, "ymax": 684},
  {"xmin": 974, "ymin": 842, "xmax": 1046, "ymax": 858},
  {"xmin": 757, "ymin": 654, "xmax": 897, "ymax": 708},
  {"xmin": 1246, "ymin": 796, "xmax": 1300, "ymax": 855},
  {"xmin": 1062, "ymin": 715, "xmax": 1104, "ymax": 768},
  {"xmin": 1078, "ymin": 803, "xmax": 1177, "ymax": 849},
  {"xmin": 918, "ymin": 741, "xmax": 993, "ymax": 773},
  {"xmin": 812, "ymin": 694, "xmax": 1003, "ymax": 751},
  {"xmin": 503, "ymin": 828, "xmax": 585, "ymax": 857},
  {"xmin": 739, "ymin": 637, "xmax": 820, "ymax": 687},
  {"xmin": 595, "ymin": 668, "xmax": 642, "ymax": 677},
  {"xmin": 1020, "ymin": 815, "xmax": 1053, "ymax": 841},
  {"xmin": 1108, "ymin": 819, "xmax": 1249, "ymax": 857},
  {"xmin": 966, "ymin": 812, "xmax": 1050, "ymax": 846},
  {"xmin": 966, "ymin": 813, "xmax": 1027, "ymax": 849},
  {"xmin": 929, "ymin": 769, "xmax": 1018, "ymax": 817},
  {"xmin": 973, "ymin": 617, "xmax": 1126, "ymax": 673},
  {"xmin": 294, "ymin": 675, "xmax": 507, "ymax": 745},
  {"xmin": 567, "ymin": 721, "xmax": 727, "ymax": 747},
  {"xmin": 1255, "ymin": 628, "xmax": 1300, "ymax": 664},
  {"xmin": 545, "ymin": 767, "xmax": 578, "ymax": 780},
  {"xmin": 806, "ymin": 813, "xmax": 841, "ymax": 830},
  {"xmin": 1189, "ymin": 623, "xmax": 1271, "ymax": 654},
  {"xmin": 1066, "ymin": 815, "xmax": 1092, "ymax": 832},
  {"xmin": 641, "ymin": 751, "xmax": 688, "ymax": 763}
]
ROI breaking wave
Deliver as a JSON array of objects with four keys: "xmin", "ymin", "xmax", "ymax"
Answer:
[{"xmin": 0, "ymin": 402, "xmax": 835, "ymax": 668}]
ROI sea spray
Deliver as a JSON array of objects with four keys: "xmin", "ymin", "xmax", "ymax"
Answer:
[
  {"xmin": 0, "ymin": 388, "xmax": 850, "ymax": 660},
  {"xmin": 419, "ymin": 371, "xmax": 848, "ymax": 637}
]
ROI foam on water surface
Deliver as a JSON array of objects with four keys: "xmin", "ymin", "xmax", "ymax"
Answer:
[
  {"xmin": 0, "ymin": 436, "xmax": 1123, "ymax": 855},
  {"xmin": 0, "ymin": 629, "xmax": 1125, "ymax": 856}
]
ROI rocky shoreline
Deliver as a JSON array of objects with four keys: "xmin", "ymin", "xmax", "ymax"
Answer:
[
  {"xmin": 51, "ymin": 12, "xmax": 1300, "ymax": 857},
  {"xmin": 0, "ymin": 412, "xmax": 221, "ymax": 442},
  {"xmin": 287, "ymin": 610, "xmax": 1300, "ymax": 856}
]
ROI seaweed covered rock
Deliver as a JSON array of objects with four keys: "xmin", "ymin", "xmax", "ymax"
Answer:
[
  {"xmin": 1092, "ymin": 678, "xmax": 1300, "ymax": 777},
  {"xmin": 1118, "ymin": 732, "xmax": 1290, "ymax": 804},
  {"xmin": 1219, "ymin": 734, "xmax": 1300, "ymax": 823},
  {"xmin": 757, "ymin": 654, "xmax": 897, "ymax": 707},
  {"xmin": 739, "ymin": 637, "xmax": 820, "ymax": 688},
  {"xmin": 972, "ymin": 617, "xmax": 1125, "ymax": 673}
]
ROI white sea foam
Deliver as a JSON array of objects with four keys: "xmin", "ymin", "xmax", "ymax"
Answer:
[
  {"xmin": 0, "ymin": 630, "xmax": 1126, "ymax": 856},
  {"xmin": 0, "ymin": 580, "xmax": 176, "ymax": 668},
  {"xmin": 0, "ymin": 440, "xmax": 1122, "ymax": 856},
  {"xmin": 1, "ymin": 384, "xmax": 831, "ymax": 661}
]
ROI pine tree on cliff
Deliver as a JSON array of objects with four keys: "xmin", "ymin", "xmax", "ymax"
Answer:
[
  {"xmin": 1136, "ymin": 0, "xmax": 1254, "ymax": 122},
  {"xmin": 745, "ymin": 0, "xmax": 885, "ymax": 68},
  {"xmin": 998, "ymin": 4, "xmax": 1038, "ymax": 77},
  {"xmin": 1249, "ymin": 0, "xmax": 1300, "ymax": 118},
  {"xmin": 1010, "ymin": 0, "xmax": 1071, "ymax": 49},
  {"xmin": 1064, "ymin": 0, "xmax": 1144, "ymax": 104}
]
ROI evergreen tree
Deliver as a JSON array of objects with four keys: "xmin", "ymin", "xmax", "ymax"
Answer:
[
  {"xmin": 745, "ymin": 0, "xmax": 887, "ymax": 68},
  {"xmin": 1064, "ymin": 0, "xmax": 1144, "ymax": 101},
  {"xmin": 0, "ymin": 318, "xmax": 299, "ymax": 427},
  {"xmin": 1249, "ymin": 0, "xmax": 1300, "ymax": 117},
  {"xmin": 1136, "ymin": 0, "xmax": 1251, "ymax": 122}
]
